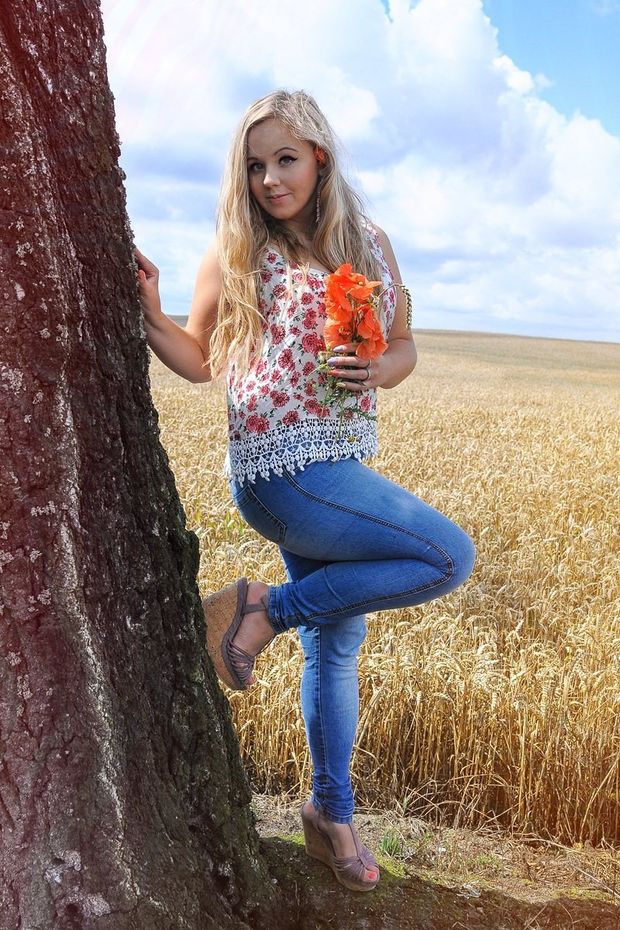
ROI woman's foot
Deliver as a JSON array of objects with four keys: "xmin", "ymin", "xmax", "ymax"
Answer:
[
  {"xmin": 227, "ymin": 581, "xmax": 273, "ymax": 687},
  {"xmin": 203, "ymin": 578, "xmax": 275, "ymax": 690},
  {"xmin": 301, "ymin": 800, "xmax": 379, "ymax": 887}
]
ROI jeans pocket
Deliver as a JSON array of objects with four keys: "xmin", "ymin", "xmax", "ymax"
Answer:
[{"xmin": 232, "ymin": 482, "xmax": 287, "ymax": 545}]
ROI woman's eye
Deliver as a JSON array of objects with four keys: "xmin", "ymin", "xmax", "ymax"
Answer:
[{"xmin": 248, "ymin": 156, "xmax": 296, "ymax": 173}]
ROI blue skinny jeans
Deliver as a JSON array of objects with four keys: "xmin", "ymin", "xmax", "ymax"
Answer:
[{"xmin": 228, "ymin": 457, "xmax": 476, "ymax": 824}]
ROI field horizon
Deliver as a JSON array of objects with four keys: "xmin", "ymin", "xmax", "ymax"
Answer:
[{"xmin": 168, "ymin": 316, "xmax": 620, "ymax": 350}]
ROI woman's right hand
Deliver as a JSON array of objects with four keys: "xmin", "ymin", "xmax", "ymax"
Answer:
[{"xmin": 134, "ymin": 247, "xmax": 162, "ymax": 319}]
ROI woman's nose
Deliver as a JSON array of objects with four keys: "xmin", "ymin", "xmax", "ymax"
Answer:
[{"xmin": 263, "ymin": 167, "xmax": 279, "ymax": 187}]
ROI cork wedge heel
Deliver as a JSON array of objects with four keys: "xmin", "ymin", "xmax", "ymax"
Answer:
[
  {"xmin": 203, "ymin": 577, "xmax": 273, "ymax": 690},
  {"xmin": 300, "ymin": 801, "xmax": 380, "ymax": 892}
]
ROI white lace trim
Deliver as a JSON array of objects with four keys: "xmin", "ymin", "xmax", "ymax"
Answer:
[{"xmin": 223, "ymin": 417, "xmax": 378, "ymax": 485}]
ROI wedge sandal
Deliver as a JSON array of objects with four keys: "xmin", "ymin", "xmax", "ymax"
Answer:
[
  {"xmin": 203, "ymin": 577, "xmax": 273, "ymax": 690},
  {"xmin": 300, "ymin": 800, "xmax": 380, "ymax": 892}
]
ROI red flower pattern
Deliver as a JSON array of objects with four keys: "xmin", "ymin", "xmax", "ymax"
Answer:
[
  {"xmin": 226, "ymin": 240, "xmax": 396, "ymax": 452},
  {"xmin": 246, "ymin": 414, "xmax": 270, "ymax": 433},
  {"xmin": 270, "ymin": 324, "xmax": 285, "ymax": 345},
  {"xmin": 302, "ymin": 332, "xmax": 324, "ymax": 355},
  {"xmin": 279, "ymin": 348, "xmax": 295, "ymax": 369}
]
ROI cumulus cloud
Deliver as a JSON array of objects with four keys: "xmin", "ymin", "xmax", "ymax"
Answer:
[{"xmin": 101, "ymin": 0, "xmax": 620, "ymax": 342}]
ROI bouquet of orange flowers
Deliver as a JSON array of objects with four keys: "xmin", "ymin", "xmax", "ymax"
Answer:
[{"xmin": 316, "ymin": 263, "xmax": 389, "ymax": 436}]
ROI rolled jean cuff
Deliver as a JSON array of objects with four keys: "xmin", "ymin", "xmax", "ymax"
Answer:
[
  {"xmin": 267, "ymin": 586, "xmax": 293, "ymax": 635},
  {"xmin": 312, "ymin": 795, "xmax": 353, "ymax": 824}
]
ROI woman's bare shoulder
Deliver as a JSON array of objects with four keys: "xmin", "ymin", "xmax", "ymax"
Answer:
[{"xmin": 364, "ymin": 222, "xmax": 400, "ymax": 279}]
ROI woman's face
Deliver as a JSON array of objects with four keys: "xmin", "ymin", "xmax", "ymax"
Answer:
[{"xmin": 247, "ymin": 118, "xmax": 321, "ymax": 233}]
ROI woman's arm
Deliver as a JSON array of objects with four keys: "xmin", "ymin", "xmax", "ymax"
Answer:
[
  {"xmin": 135, "ymin": 243, "xmax": 220, "ymax": 384},
  {"xmin": 373, "ymin": 225, "xmax": 417, "ymax": 389},
  {"xmin": 183, "ymin": 241, "xmax": 222, "ymax": 381}
]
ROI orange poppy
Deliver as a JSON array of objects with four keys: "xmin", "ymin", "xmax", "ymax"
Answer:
[
  {"xmin": 355, "ymin": 332, "xmax": 387, "ymax": 360},
  {"xmin": 325, "ymin": 272, "xmax": 355, "ymax": 315},
  {"xmin": 355, "ymin": 305, "xmax": 388, "ymax": 358},
  {"xmin": 324, "ymin": 318, "xmax": 355, "ymax": 347},
  {"xmin": 347, "ymin": 278, "xmax": 382, "ymax": 301},
  {"xmin": 325, "ymin": 295, "xmax": 355, "ymax": 323},
  {"xmin": 324, "ymin": 265, "xmax": 387, "ymax": 358}
]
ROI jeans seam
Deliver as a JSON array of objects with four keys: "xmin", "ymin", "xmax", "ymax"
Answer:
[
  {"xmin": 295, "ymin": 575, "xmax": 453, "ymax": 624},
  {"xmin": 315, "ymin": 627, "xmax": 328, "ymax": 813},
  {"xmin": 268, "ymin": 587, "xmax": 288, "ymax": 634},
  {"xmin": 235, "ymin": 483, "xmax": 287, "ymax": 543},
  {"xmin": 312, "ymin": 626, "xmax": 353, "ymax": 823},
  {"xmin": 282, "ymin": 468, "xmax": 455, "ymax": 576}
]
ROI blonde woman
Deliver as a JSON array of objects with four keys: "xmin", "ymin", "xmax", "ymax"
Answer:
[{"xmin": 136, "ymin": 90, "xmax": 475, "ymax": 893}]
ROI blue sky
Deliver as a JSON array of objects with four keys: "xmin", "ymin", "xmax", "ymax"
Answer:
[
  {"xmin": 483, "ymin": 0, "xmax": 620, "ymax": 136},
  {"xmin": 101, "ymin": 0, "xmax": 620, "ymax": 343}
]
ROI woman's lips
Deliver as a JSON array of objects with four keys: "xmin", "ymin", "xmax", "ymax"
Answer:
[{"xmin": 268, "ymin": 194, "xmax": 289, "ymax": 202}]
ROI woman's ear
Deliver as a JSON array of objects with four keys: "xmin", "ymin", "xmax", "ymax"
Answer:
[{"xmin": 314, "ymin": 145, "xmax": 327, "ymax": 167}]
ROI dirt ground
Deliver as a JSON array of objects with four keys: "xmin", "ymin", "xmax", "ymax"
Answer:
[{"xmin": 251, "ymin": 793, "xmax": 620, "ymax": 930}]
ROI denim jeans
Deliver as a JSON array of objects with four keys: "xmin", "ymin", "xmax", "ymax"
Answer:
[{"xmin": 228, "ymin": 457, "xmax": 476, "ymax": 824}]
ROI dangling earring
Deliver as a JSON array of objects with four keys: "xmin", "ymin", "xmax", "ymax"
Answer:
[
  {"xmin": 314, "ymin": 147, "xmax": 327, "ymax": 226},
  {"xmin": 315, "ymin": 177, "xmax": 323, "ymax": 225}
]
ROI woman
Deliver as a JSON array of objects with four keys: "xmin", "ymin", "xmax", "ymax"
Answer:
[{"xmin": 136, "ymin": 89, "xmax": 476, "ymax": 893}]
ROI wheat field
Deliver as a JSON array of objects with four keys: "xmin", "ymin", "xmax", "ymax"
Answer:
[{"xmin": 150, "ymin": 330, "xmax": 620, "ymax": 846}]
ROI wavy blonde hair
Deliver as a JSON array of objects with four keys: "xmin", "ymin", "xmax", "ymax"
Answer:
[{"xmin": 207, "ymin": 89, "xmax": 383, "ymax": 379}]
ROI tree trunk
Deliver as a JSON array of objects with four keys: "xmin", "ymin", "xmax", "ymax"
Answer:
[{"xmin": 0, "ymin": 3, "xmax": 282, "ymax": 927}]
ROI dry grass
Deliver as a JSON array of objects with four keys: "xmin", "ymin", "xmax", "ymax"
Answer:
[
  {"xmin": 150, "ymin": 330, "xmax": 620, "ymax": 846},
  {"xmin": 251, "ymin": 792, "xmax": 620, "ymax": 906}
]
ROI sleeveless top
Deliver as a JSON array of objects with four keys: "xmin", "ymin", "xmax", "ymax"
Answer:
[{"xmin": 223, "ymin": 224, "xmax": 397, "ymax": 485}]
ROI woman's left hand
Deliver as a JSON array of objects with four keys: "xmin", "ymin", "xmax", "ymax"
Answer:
[{"xmin": 326, "ymin": 343, "xmax": 382, "ymax": 392}]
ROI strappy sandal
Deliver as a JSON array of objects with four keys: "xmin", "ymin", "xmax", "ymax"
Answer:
[
  {"xmin": 300, "ymin": 800, "xmax": 380, "ymax": 892},
  {"xmin": 203, "ymin": 577, "xmax": 274, "ymax": 690}
]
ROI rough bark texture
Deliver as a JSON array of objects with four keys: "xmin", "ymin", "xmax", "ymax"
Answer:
[{"xmin": 0, "ymin": 3, "xmax": 282, "ymax": 927}]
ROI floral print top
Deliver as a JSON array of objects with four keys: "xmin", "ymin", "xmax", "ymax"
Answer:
[{"xmin": 224, "ymin": 224, "xmax": 397, "ymax": 484}]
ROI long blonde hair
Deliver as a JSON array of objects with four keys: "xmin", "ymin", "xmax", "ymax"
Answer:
[{"xmin": 207, "ymin": 89, "xmax": 383, "ymax": 379}]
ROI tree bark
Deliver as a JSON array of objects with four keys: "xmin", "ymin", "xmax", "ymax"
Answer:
[{"xmin": 0, "ymin": 3, "xmax": 281, "ymax": 927}]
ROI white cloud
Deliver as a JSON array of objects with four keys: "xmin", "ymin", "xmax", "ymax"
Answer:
[
  {"xmin": 494, "ymin": 54, "xmax": 535, "ymax": 95},
  {"xmin": 101, "ymin": 0, "xmax": 620, "ymax": 342}
]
